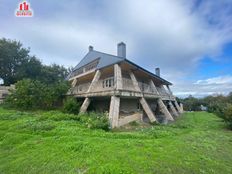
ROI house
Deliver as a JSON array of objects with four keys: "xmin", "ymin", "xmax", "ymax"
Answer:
[{"xmin": 67, "ymin": 42, "xmax": 183, "ymax": 128}]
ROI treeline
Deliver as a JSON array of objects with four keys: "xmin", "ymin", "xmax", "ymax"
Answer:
[
  {"xmin": 0, "ymin": 38, "xmax": 71, "ymax": 109},
  {"xmin": 178, "ymin": 93, "xmax": 232, "ymax": 129}
]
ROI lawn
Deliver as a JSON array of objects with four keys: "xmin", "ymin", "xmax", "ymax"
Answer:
[{"xmin": 0, "ymin": 107, "xmax": 232, "ymax": 174}]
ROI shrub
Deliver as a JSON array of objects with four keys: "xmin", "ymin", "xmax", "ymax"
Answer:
[
  {"xmin": 4, "ymin": 79, "xmax": 69, "ymax": 110},
  {"xmin": 79, "ymin": 112, "xmax": 109, "ymax": 131},
  {"xmin": 223, "ymin": 104, "xmax": 232, "ymax": 129},
  {"xmin": 63, "ymin": 97, "xmax": 80, "ymax": 115}
]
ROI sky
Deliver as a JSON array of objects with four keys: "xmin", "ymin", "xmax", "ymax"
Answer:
[{"xmin": 0, "ymin": 0, "xmax": 232, "ymax": 98}]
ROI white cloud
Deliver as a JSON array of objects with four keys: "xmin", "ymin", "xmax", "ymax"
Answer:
[
  {"xmin": 195, "ymin": 76, "xmax": 232, "ymax": 85},
  {"xmin": 0, "ymin": 0, "xmax": 232, "ymax": 97},
  {"xmin": 172, "ymin": 75, "xmax": 232, "ymax": 98}
]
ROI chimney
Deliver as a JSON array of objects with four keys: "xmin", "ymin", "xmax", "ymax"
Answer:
[
  {"xmin": 155, "ymin": 68, "xmax": 160, "ymax": 77},
  {"xmin": 117, "ymin": 42, "xmax": 126, "ymax": 58},
  {"xmin": 89, "ymin": 45, "xmax": 93, "ymax": 51}
]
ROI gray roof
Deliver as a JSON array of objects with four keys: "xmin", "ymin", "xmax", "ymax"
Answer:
[
  {"xmin": 68, "ymin": 50, "xmax": 172, "ymax": 85},
  {"xmin": 73, "ymin": 50, "xmax": 125, "ymax": 71}
]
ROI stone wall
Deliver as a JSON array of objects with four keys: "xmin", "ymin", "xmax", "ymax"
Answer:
[{"xmin": 0, "ymin": 85, "xmax": 15, "ymax": 103}]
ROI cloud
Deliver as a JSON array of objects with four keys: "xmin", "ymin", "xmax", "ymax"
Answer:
[
  {"xmin": 194, "ymin": 76, "xmax": 232, "ymax": 85},
  {"xmin": 0, "ymin": 0, "xmax": 232, "ymax": 97},
  {"xmin": 173, "ymin": 75, "xmax": 232, "ymax": 98}
]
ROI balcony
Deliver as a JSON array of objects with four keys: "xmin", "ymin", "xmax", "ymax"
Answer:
[{"xmin": 68, "ymin": 77, "xmax": 175, "ymax": 100}]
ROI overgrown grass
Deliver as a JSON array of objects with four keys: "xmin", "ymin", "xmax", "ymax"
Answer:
[{"xmin": 0, "ymin": 107, "xmax": 232, "ymax": 173}]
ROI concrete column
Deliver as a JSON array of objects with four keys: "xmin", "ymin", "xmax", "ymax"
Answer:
[
  {"xmin": 169, "ymin": 101, "xmax": 179, "ymax": 117},
  {"xmin": 180, "ymin": 103, "xmax": 184, "ymax": 113},
  {"xmin": 166, "ymin": 85, "xmax": 173, "ymax": 95},
  {"xmin": 174, "ymin": 100, "xmax": 182, "ymax": 113},
  {"xmin": 129, "ymin": 71, "xmax": 141, "ymax": 92},
  {"xmin": 157, "ymin": 98, "xmax": 174, "ymax": 121},
  {"xmin": 79, "ymin": 70, "xmax": 101, "ymax": 113},
  {"xmin": 149, "ymin": 80, "xmax": 159, "ymax": 94},
  {"xmin": 109, "ymin": 96, "xmax": 120, "ymax": 128},
  {"xmin": 87, "ymin": 70, "xmax": 101, "ymax": 93},
  {"xmin": 114, "ymin": 64, "xmax": 123, "ymax": 90},
  {"xmin": 80, "ymin": 97, "xmax": 91, "ymax": 113},
  {"xmin": 139, "ymin": 97, "xmax": 156, "ymax": 123},
  {"xmin": 71, "ymin": 78, "xmax": 77, "ymax": 87}
]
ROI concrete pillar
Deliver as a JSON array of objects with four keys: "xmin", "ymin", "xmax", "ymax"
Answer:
[
  {"xmin": 157, "ymin": 98, "xmax": 174, "ymax": 121},
  {"xmin": 109, "ymin": 96, "xmax": 120, "ymax": 128},
  {"xmin": 166, "ymin": 85, "xmax": 173, "ymax": 95},
  {"xmin": 169, "ymin": 101, "xmax": 179, "ymax": 117},
  {"xmin": 180, "ymin": 103, "xmax": 184, "ymax": 113},
  {"xmin": 87, "ymin": 70, "xmax": 101, "ymax": 93},
  {"xmin": 80, "ymin": 70, "xmax": 101, "ymax": 113},
  {"xmin": 129, "ymin": 71, "xmax": 141, "ymax": 92},
  {"xmin": 149, "ymin": 80, "xmax": 159, "ymax": 94},
  {"xmin": 139, "ymin": 97, "xmax": 156, "ymax": 123},
  {"xmin": 174, "ymin": 100, "xmax": 182, "ymax": 113},
  {"xmin": 80, "ymin": 97, "xmax": 91, "ymax": 113},
  {"xmin": 114, "ymin": 64, "xmax": 123, "ymax": 90},
  {"xmin": 71, "ymin": 78, "xmax": 77, "ymax": 87}
]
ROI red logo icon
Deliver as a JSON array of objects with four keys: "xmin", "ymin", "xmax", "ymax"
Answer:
[{"xmin": 15, "ymin": 1, "xmax": 33, "ymax": 17}]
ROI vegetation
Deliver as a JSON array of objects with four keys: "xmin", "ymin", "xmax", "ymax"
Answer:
[
  {"xmin": 4, "ymin": 79, "xmax": 70, "ymax": 110},
  {"xmin": 178, "ymin": 92, "xmax": 232, "ymax": 129},
  {"xmin": 63, "ymin": 97, "xmax": 81, "ymax": 115},
  {"xmin": 0, "ymin": 38, "xmax": 72, "ymax": 110},
  {"xmin": 0, "ymin": 38, "xmax": 69, "ymax": 86},
  {"xmin": 0, "ymin": 107, "xmax": 232, "ymax": 173}
]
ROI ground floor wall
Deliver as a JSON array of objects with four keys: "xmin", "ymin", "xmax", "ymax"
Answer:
[{"xmin": 76, "ymin": 95, "xmax": 180, "ymax": 127}]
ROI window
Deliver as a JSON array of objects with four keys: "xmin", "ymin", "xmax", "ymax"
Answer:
[
  {"xmin": 102, "ymin": 77, "xmax": 114, "ymax": 88},
  {"xmin": 70, "ymin": 58, "xmax": 99, "ymax": 78}
]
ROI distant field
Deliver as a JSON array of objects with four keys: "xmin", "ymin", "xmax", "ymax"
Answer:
[{"xmin": 0, "ymin": 107, "xmax": 232, "ymax": 174}]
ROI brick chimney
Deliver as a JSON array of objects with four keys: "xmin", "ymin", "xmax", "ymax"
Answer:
[{"xmin": 117, "ymin": 42, "xmax": 126, "ymax": 58}]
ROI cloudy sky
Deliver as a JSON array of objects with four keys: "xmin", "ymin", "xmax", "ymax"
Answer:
[{"xmin": 0, "ymin": 0, "xmax": 232, "ymax": 97}]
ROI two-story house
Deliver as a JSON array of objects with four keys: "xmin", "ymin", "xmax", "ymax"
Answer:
[{"xmin": 67, "ymin": 42, "xmax": 183, "ymax": 128}]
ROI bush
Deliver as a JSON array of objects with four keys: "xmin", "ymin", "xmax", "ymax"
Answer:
[
  {"xmin": 79, "ymin": 112, "xmax": 109, "ymax": 131},
  {"xmin": 4, "ymin": 79, "xmax": 69, "ymax": 110},
  {"xmin": 223, "ymin": 104, "xmax": 232, "ymax": 129},
  {"xmin": 63, "ymin": 97, "xmax": 80, "ymax": 115}
]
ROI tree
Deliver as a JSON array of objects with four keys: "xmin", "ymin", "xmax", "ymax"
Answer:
[
  {"xmin": 5, "ymin": 79, "xmax": 70, "ymax": 110},
  {"xmin": 0, "ymin": 38, "xmax": 70, "ymax": 85},
  {"xmin": 0, "ymin": 38, "xmax": 30, "ymax": 85}
]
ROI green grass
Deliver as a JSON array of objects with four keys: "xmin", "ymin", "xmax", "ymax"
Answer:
[{"xmin": 0, "ymin": 107, "xmax": 232, "ymax": 174}]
